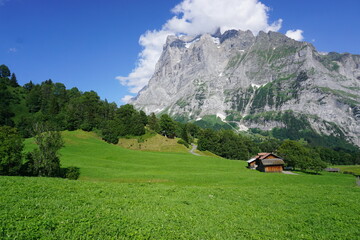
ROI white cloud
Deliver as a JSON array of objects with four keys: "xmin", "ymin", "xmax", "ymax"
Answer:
[
  {"xmin": 117, "ymin": 0, "xmax": 283, "ymax": 96},
  {"xmin": 167, "ymin": 0, "xmax": 282, "ymax": 35},
  {"xmin": 8, "ymin": 48, "xmax": 17, "ymax": 53},
  {"xmin": 285, "ymin": 29, "xmax": 304, "ymax": 41},
  {"xmin": 116, "ymin": 30, "xmax": 173, "ymax": 94},
  {"xmin": 121, "ymin": 95, "xmax": 135, "ymax": 104}
]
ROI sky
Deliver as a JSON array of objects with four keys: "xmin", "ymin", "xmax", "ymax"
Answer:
[{"xmin": 1, "ymin": 0, "xmax": 359, "ymax": 105}]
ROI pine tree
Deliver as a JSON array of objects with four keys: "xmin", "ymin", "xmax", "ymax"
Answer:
[
  {"xmin": 10, "ymin": 73, "xmax": 19, "ymax": 87},
  {"xmin": 0, "ymin": 64, "xmax": 10, "ymax": 78},
  {"xmin": 148, "ymin": 113, "xmax": 160, "ymax": 133}
]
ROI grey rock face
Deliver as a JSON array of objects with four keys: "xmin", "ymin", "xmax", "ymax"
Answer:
[{"xmin": 130, "ymin": 30, "xmax": 360, "ymax": 146}]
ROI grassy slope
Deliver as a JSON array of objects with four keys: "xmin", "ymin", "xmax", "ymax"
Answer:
[
  {"xmin": 1, "ymin": 130, "xmax": 360, "ymax": 239},
  {"xmin": 334, "ymin": 165, "xmax": 360, "ymax": 175},
  {"xmin": 117, "ymin": 133, "xmax": 189, "ymax": 153},
  {"xmin": 117, "ymin": 133, "xmax": 218, "ymax": 157}
]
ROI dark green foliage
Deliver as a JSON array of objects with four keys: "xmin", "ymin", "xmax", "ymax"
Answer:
[
  {"xmin": 194, "ymin": 115, "xmax": 232, "ymax": 130},
  {"xmin": 10, "ymin": 73, "xmax": 19, "ymax": 87},
  {"xmin": 219, "ymin": 131, "xmax": 249, "ymax": 159},
  {"xmin": 179, "ymin": 123, "xmax": 191, "ymax": 144},
  {"xmin": 77, "ymin": 91, "xmax": 101, "ymax": 131},
  {"xmin": 116, "ymin": 104, "xmax": 145, "ymax": 136},
  {"xmin": 0, "ymin": 64, "xmax": 10, "ymax": 78},
  {"xmin": 277, "ymin": 140, "xmax": 327, "ymax": 173},
  {"xmin": 198, "ymin": 129, "xmax": 259, "ymax": 160},
  {"xmin": 101, "ymin": 120, "xmax": 120, "ymax": 144},
  {"xmin": 25, "ymin": 84, "xmax": 41, "ymax": 113},
  {"xmin": 1, "ymin": 65, "xmax": 147, "ymax": 143},
  {"xmin": 198, "ymin": 129, "xmax": 220, "ymax": 152},
  {"xmin": 148, "ymin": 113, "xmax": 160, "ymax": 133},
  {"xmin": 100, "ymin": 105, "xmax": 146, "ymax": 143},
  {"xmin": 272, "ymin": 111, "xmax": 311, "ymax": 139},
  {"xmin": 315, "ymin": 146, "xmax": 360, "ymax": 165},
  {"xmin": 177, "ymin": 139, "xmax": 189, "ymax": 148},
  {"xmin": 159, "ymin": 114, "xmax": 177, "ymax": 138},
  {"xmin": 187, "ymin": 123, "xmax": 201, "ymax": 138},
  {"xmin": 64, "ymin": 166, "xmax": 80, "ymax": 180},
  {"xmin": 23, "ymin": 80, "xmax": 34, "ymax": 91},
  {"xmin": 0, "ymin": 126, "xmax": 23, "ymax": 175},
  {"xmin": 139, "ymin": 110, "xmax": 148, "ymax": 125},
  {"xmin": 258, "ymin": 137, "xmax": 282, "ymax": 153},
  {"xmin": 17, "ymin": 78, "xmax": 121, "ymax": 136},
  {"xmin": 0, "ymin": 80, "xmax": 15, "ymax": 126},
  {"xmin": 30, "ymin": 124, "xmax": 64, "ymax": 177}
]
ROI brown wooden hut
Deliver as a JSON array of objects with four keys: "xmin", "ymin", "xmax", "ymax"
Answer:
[{"xmin": 247, "ymin": 153, "xmax": 284, "ymax": 173}]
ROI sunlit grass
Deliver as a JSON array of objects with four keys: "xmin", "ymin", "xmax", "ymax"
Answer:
[{"xmin": 1, "ymin": 130, "xmax": 359, "ymax": 239}]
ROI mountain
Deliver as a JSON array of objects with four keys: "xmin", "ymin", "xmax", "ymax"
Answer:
[{"xmin": 130, "ymin": 30, "xmax": 360, "ymax": 147}]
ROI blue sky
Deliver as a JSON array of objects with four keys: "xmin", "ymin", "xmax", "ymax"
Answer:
[{"xmin": 1, "ymin": 0, "xmax": 359, "ymax": 105}]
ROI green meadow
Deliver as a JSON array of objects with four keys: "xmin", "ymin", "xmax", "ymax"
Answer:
[{"xmin": 1, "ymin": 130, "xmax": 359, "ymax": 239}]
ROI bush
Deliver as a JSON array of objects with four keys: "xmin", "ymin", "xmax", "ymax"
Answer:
[
  {"xmin": 0, "ymin": 126, "xmax": 24, "ymax": 176},
  {"xmin": 177, "ymin": 139, "xmax": 189, "ymax": 148},
  {"xmin": 64, "ymin": 166, "xmax": 80, "ymax": 180}
]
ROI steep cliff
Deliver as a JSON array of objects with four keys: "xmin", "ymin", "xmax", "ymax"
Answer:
[{"xmin": 130, "ymin": 30, "xmax": 360, "ymax": 146}]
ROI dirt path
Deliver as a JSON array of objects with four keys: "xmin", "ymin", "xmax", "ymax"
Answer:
[
  {"xmin": 282, "ymin": 171, "xmax": 299, "ymax": 175},
  {"xmin": 189, "ymin": 144, "xmax": 201, "ymax": 156}
]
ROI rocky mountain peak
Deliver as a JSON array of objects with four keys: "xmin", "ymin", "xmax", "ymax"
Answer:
[{"xmin": 130, "ymin": 29, "xmax": 360, "ymax": 147}]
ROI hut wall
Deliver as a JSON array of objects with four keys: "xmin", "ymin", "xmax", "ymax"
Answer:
[{"xmin": 264, "ymin": 165, "xmax": 283, "ymax": 172}]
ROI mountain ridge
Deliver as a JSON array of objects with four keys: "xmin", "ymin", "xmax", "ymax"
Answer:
[{"xmin": 130, "ymin": 29, "xmax": 360, "ymax": 146}]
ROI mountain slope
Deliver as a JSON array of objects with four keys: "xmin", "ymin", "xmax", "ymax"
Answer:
[{"xmin": 130, "ymin": 30, "xmax": 360, "ymax": 146}]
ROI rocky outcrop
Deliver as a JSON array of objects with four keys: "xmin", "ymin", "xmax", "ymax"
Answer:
[{"xmin": 130, "ymin": 30, "xmax": 360, "ymax": 146}]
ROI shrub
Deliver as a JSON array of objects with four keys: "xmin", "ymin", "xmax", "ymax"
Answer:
[
  {"xmin": 177, "ymin": 139, "xmax": 189, "ymax": 148},
  {"xmin": 0, "ymin": 126, "xmax": 24, "ymax": 176},
  {"xmin": 65, "ymin": 166, "xmax": 80, "ymax": 180}
]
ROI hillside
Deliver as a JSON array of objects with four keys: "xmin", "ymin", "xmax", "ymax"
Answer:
[
  {"xmin": 117, "ymin": 133, "xmax": 217, "ymax": 157},
  {"xmin": 1, "ymin": 130, "xmax": 359, "ymax": 239},
  {"xmin": 131, "ymin": 30, "xmax": 360, "ymax": 147}
]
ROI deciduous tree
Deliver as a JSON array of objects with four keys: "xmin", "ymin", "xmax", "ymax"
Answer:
[
  {"xmin": 159, "ymin": 114, "xmax": 176, "ymax": 138},
  {"xmin": 0, "ymin": 126, "xmax": 23, "ymax": 175},
  {"xmin": 30, "ymin": 124, "xmax": 64, "ymax": 177}
]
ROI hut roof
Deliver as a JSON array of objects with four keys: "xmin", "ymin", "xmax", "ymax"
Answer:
[
  {"xmin": 258, "ymin": 153, "xmax": 283, "ymax": 160},
  {"xmin": 261, "ymin": 159, "xmax": 285, "ymax": 166},
  {"xmin": 248, "ymin": 153, "xmax": 284, "ymax": 165}
]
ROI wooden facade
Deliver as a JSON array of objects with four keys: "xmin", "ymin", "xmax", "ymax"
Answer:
[{"xmin": 248, "ymin": 153, "xmax": 285, "ymax": 173}]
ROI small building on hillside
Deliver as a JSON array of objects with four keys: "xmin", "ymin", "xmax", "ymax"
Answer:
[
  {"xmin": 324, "ymin": 168, "xmax": 340, "ymax": 173},
  {"xmin": 247, "ymin": 153, "xmax": 285, "ymax": 173}
]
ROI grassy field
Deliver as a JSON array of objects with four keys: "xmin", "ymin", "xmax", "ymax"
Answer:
[
  {"xmin": 334, "ymin": 165, "xmax": 360, "ymax": 176},
  {"xmin": 1, "ymin": 130, "xmax": 359, "ymax": 239}
]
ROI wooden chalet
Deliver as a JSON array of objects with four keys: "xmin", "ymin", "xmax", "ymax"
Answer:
[{"xmin": 247, "ymin": 153, "xmax": 285, "ymax": 173}]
